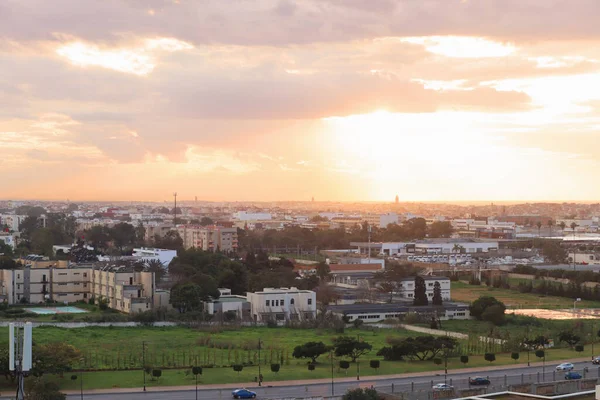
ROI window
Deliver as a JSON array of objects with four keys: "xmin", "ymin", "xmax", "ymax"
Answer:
[
  {"xmin": 280, "ymin": 299, "xmax": 284, "ymax": 306},
  {"xmin": 16, "ymin": 284, "xmax": 20, "ymax": 290},
  {"xmin": 428, "ymin": 283, "xmax": 433, "ymax": 287},
  {"xmin": 290, "ymin": 298, "xmax": 295, "ymax": 305},
  {"xmin": 265, "ymin": 300, "xmax": 270, "ymax": 307},
  {"xmin": 308, "ymin": 298, "xmax": 312, "ymax": 305},
  {"xmin": 83, "ymin": 273, "xmax": 87, "ymax": 278},
  {"xmin": 83, "ymin": 293, "xmax": 88, "ymax": 299},
  {"xmin": 58, "ymin": 273, "xmax": 67, "ymax": 276},
  {"xmin": 17, "ymin": 274, "xmax": 20, "ymax": 279},
  {"xmin": 274, "ymin": 300, "xmax": 279, "ymax": 306}
]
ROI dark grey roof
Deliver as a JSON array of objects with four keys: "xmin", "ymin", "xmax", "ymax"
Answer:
[{"xmin": 327, "ymin": 302, "xmax": 469, "ymax": 314}]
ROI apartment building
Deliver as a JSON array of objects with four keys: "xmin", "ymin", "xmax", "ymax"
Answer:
[
  {"xmin": 0, "ymin": 214, "xmax": 27, "ymax": 232},
  {"xmin": 177, "ymin": 225, "xmax": 238, "ymax": 252},
  {"xmin": 131, "ymin": 247, "xmax": 177, "ymax": 267},
  {"xmin": 247, "ymin": 287, "xmax": 316, "ymax": 322},
  {"xmin": 397, "ymin": 276, "xmax": 451, "ymax": 301},
  {"xmin": 0, "ymin": 265, "xmax": 156, "ymax": 313}
]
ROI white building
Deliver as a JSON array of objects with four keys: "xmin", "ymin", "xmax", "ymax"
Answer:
[
  {"xmin": 328, "ymin": 302, "xmax": 470, "ymax": 323},
  {"xmin": 132, "ymin": 248, "xmax": 177, "ymax": 268},
  {"xmin": 203, "ymin": 295, "xmax": 249, "ymax": 317},
  {"xmin": 247, "ymin": 287, "xmax": 316, "ymax": 322},
  {"xmin": 396, "ymin": 276, "xmax": 451, "ymax": 301},
  {"xmin": 0, "ymin": 214, "xmax": 27, "ymax": 232},
  {"xmin": 233, "ymin": 211, "xmax": 272, "ymax": 221},
  {"xmin": 568, "ymin": 252, "xmax": 600, "ymax": 265}
]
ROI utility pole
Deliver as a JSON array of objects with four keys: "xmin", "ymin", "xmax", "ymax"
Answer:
[
  {"xmin": 592, "ymin": 320, "xmax": 596, "ymax": 361},
  {"xmin": 173, "ymin": 192, "xmax": 178, "ymax": 225},
  {"xmin": 443, "ymin": 344, "xmax": 448, "ymax": 384},
  {"xmin": 367, "ymin": 224, "xmax": 372, "ymax": 264},
  {"xmin": 356, "ymin": 334, "xmax": 361, "ymax": 381}
]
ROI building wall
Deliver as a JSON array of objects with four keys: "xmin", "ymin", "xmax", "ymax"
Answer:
[
  {"xmin": 0, "ymin": 267, "xmax": 155, "ymax": 313},
  {"xmin": 397, "ymin": 278, "xmax": 451, "ymax": 301},
  {"xmin": 177, "ymin": 225, "xmax": 238, "ymax": 252},
  {"xmin": 247, "ymin": 288, "xmax": 316, "ymax": 322}
]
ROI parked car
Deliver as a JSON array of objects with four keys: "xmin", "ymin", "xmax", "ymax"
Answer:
[
  {"xmin": 565, "ymin": 371, "xmax": 582, "ymax": 380},
  {"xmin": 432, "ymin": 383, "xmax": 454, "ymax": 391},
  {"xmin": 592, "ymin": 357, "xmax": 600, "ymax": 365},
  {"xmin": 469, "ymin": 377, "xmax": 491, "ymax": 386},
  {"xmin": 556, "ymin": 363, "xmax": 574, "ymax": 371},
  {"xmin": 232, "ymin": 388, "xmax": 257, "ymax": 399}
]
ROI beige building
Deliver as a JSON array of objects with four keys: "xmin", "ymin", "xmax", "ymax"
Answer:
[
  {"xmin": 0, "ymin": 265, "xmax": 158, "ymax": 314},
  {"xmin": 177, "ymin": 225, "xmax": 238, "ymax": 252}
]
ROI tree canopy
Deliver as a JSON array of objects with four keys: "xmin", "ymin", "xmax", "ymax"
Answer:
[
  {"xmin": 470, "ymin": 296, "xmax": 506, "ymax": 325},
  {"xmin": 292, "ymin": 341, "xmax": 331, "ymax": 363},
  {"xmin": 333, "ymin": 336, "xmax": 372, "ymax": 362},
  {"xmin": 413, "ymin": 276, "xmax": 428, "ymax": 306}
]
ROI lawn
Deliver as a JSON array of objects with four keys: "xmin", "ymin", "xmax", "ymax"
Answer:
[
  {"xmin": 451, "ymin": 281, "xmax": 600, "ymax": 309},
  {"xmin": 0, "ymin": 324, "xmax": 594, "ymax": 391},
  {"xmin": 0, "ymin": 347, "xmax": 589, "ymax": 391}
]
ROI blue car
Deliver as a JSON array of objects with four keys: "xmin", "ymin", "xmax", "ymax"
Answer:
[
  {"xmin": 469, "ymin": 377, "xmax": 491, "ymax": 386},
  {"xmin": 565, "ymin": 371, "xmax": 582, "ymax": 380},
  {"xmin": 232, "ymin": 388, "xmax": 257, "ymax": 399}
]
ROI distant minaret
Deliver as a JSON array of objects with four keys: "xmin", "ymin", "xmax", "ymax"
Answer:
[
  {"xmin": 195, "ymin": 196, "xmax": 198, "ymax": 203},
  {"xmin": 395, "ymin": 195, "xmax": 399, "ymax": 204},
  {"xmin": 312, "ymin": 197, "xmax": 314, "ymax": 202}
]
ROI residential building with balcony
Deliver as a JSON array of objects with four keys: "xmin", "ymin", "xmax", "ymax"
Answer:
[{"xmin": 176, "ymin": 225, "xmax": 238, "ymax": 252}]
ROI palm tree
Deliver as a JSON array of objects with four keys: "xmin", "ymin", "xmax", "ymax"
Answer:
[
  {"xmin": 570, "ymin": 222, "xmax": 578, "ymax": 233},
  {"xmin": 536, "ymin": 221, "xmax": 542, "ymax": 237},
  {"xmin": 547, "ymin": 220, "xmax": 554, "ymax": 237},
  {"xmin": 452, "ymin": 244, "xmax": 464, "ymax": 254},
  {"xmin": 559, "ymin": 221, "xmax": 566, "ymax": 232}
]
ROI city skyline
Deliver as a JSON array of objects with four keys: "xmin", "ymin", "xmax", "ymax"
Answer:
[{"xmin": 2, "ymin": 1, "xmax": 600, "ymax": 202}]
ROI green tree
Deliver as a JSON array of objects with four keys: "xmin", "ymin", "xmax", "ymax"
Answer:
[
  {"xmin": 0, "ymin": 256, "xmax": 18, "ymax": 270},
  {"xmin": 152, "ymin": 369, "xmax": 162, "ymax": 381},
  {"xmin": 152, "ymin": 230, "xmax": 183, "ymax": 251},
  {"xmin": 110, "ymin": 223, "xmax": 137, "ymax": 251},
  {"xmin": 292, "ymin": 342, "xmax": 331, "ymax": 364},
  {"xmin": 536, "ymin": 221, "xmax": 542, "ymax": 236},
  {"xmin": 413, "ymin": 276, "xmax": 428, "ymax": 306},
  {"xmin": 511, "ymin": 352, "xmax": 520, "ymax": 363},
  {"xmin": 481, "ymin": 304, "xmax": 506, "ymax": 325},
  {"xmin": 25, "ymin": 379, "xmax": 66, "ymax": 400},
  {"xmin": 460, "ymin": 355, "xmax": 469, "ymax": 365},
  {"xmin": 316, "ymin": 261, "xmax": 331, "ymax": 281},
  {"xmin": 270, "ymin": 363, "xmax": 280, "ymax": 373},
  {"xmin": 428, "ymin": 221, "xmax": 453, "ymax": 238},
  {"xmin": 333, "ymin": 336, "xmax": 372, "ymax": 363},
  {"xmin": 432, "ymin": 281, "xmax": 443, "ymax": 306},
  {"xmin": 170, "ymin": 282, "xmax": 206, "ymax": 313},
  {"xmin": 31, "ymin": 342, "xmax": 82, "ymax": 377},
  {"xmin": 470, "ymin": 296, "xmax": 506, "ymax": 324},
  {"xmin": 342, "ymin": 388, "xmax": 380, "ymax": 400},
  {"xmin": 232, "ymin": 364, "xmax": 243, "ymax": 376},
  {"xmin": 484, "ymin": 353, "xmax": 496, "ymax": 363},
  {"xmin": 369, "ymin": 360, "xmax": 380, "ymax": 371},
  {"xmin": 146, "ymin": 259, "xmax": 166, "ymax": 282},
  {"xmin": 377, "ymin": 281, "xmax": 396, "ymax": 303},
  {"xmin": 200, "ymin": 217, "xmax": 214, "ymax": 226},
  {"xmin": 558, "ymin": 331, "xmax": 580, "ymax": 348},
  {"xmin": 0, "ymin": 241, "xmax": 14, "ymax": 257}
]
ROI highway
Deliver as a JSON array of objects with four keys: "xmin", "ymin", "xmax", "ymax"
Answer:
[{"xmin": 58, "ymin": 360, "xmax": 598, "ymax": 400}]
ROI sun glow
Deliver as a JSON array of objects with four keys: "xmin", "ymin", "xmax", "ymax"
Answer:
[{"xmin": 401, "ymin": 36, "xmax": 516, "ymax": 58}]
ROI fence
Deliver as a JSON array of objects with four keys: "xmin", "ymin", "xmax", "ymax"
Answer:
[{"xmin": 373, "ymin": 367, "xmax": 600, "ymax": 400}]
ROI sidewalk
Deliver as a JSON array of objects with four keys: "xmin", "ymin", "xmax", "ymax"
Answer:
[{"xmin": 60, "ymin": 356, "xmax": 594, "ymax": 395}]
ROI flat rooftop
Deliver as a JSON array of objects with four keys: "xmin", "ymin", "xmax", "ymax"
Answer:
[{"xmin": 327, "ymin": 302, "xmax": 469, "ymax": 314}]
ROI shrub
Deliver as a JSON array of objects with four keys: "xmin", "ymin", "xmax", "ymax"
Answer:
[
  {"xmin": 535, "ymin": 350, "xmax": 545, "ymax": 359},
  {"xmin": 484, "ymin": 353, "xmax": 496, "ymax": 363},
  {"xmin": 308, "ymin": 363, "xmax": 315, "ymax": 371},
  {"xmin": 575, "ymin": 345, "xmax": 584, "ymax": 353},
  {"xmin": 342, "ymin": 388, "xmax": 379, "ymax": 400},
  {"xmin": 511, "ymin": 352, "xmax": 520, "ymax": 362},
  {"xmin": 192, "ymin": 366, "xmax": 202, "ymax": 376},
  {"xmin": 460, "ymin": 355, "xmax": 469, "ymax": 365},
  {"xmin": 270, "ymin": 363, "xmax": 280, "ymax": 373},
  {"xmin": 433, "ymin": 358, "xmax": 442, "ymax": 365},
  {"xmin": 232, "ymin": 365, "xmax": 243, "ymax": 375},
  {"xmin": 339, "ymin": 360, "xmax": 350, "ymax": 371},
  {"xmin": 369, "ymin": 360, "xmax": 380, "ymax": 370},
  {"xmin": 353, "ymin": 319, "xmax": 364, "ymax": 328},
  {"xmin": 152, "ymin": 369, "xmax": 162, "ymax": 381}
]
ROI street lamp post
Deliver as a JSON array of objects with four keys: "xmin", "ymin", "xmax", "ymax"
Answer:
[
  {"xmin": 258, "ymin": 338, "xmax": 262, "ymax": 386},
  {"xmin": 356, "ymin": 334, "xmax": 360, "ymax": 381},
  {"xmin": 443, "ymin": 345, "xmax": 448, "ymax": 384},
  {"xmin": 80, "ymin": 358, "xmax": 84, "ymax": 400},
  {"xmin": 574, "ymin": 298, "xmax": 581, "ymax": 314},
  {"xmin": 142, "ymin": 341, "xmax": 147, "ymax": 392},
  {"xmin": 330, "ymin": 350, "xmax": 334, "ymax": 396},
  {"xmin": 592, "ymin": 321, "xmax": 596, "ymax": 361}
]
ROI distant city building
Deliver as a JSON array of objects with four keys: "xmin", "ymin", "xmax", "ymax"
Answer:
[
  {"xmin": 0, "ymin": 214, "xmax": 27, "ymax": 232},
  {"xmin": 176, "ymin": 225, "xmax": 238, "ymax": 252},
  {"xmin": 397, "ymin": 276, "xmax": 451, "ymax": 301},
  {"xmin": 0, "ymin": 265, "xmax": 158, "ymax": 313},
  {"xmin": 132, "ymin": 247, "xmax": 177, "ymax": 267},
  {"xmin": 246, "ymin": 287, "xmax": 316, "ymax": 322},
  {"xmin": 233, "ymin": 211, "xmax": 272, "ymax": 221},
  {"xmin": 327, "ymin": 302, "xmax": 470, "ymax": 323},
  {"xmin": 350, "ymin": 240, "xmax": 499, "ymax": 256}
]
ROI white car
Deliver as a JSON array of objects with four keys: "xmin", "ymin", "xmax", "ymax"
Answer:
[
  {"xmin": 556, "ymin": 363, "xmax": 574, "ymax": 371},
  {"xmin": 432, "ymin": 383, "xmax": 454, "ymax": 391}
]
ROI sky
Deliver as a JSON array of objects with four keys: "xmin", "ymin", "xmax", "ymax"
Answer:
[{"xmin": 1, "ymin": 0, "xmax": 600, "ymax": 203}]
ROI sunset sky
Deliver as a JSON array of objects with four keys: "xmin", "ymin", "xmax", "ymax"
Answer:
[{"xmin": 1, "ymin": 0, "xmax": 600, "ymax": 202}]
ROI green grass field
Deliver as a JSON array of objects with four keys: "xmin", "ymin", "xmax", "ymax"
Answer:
[
  {"xmin": 0, "ymin": 346, "xmax": 588, "ymax": 391},
  {"xmin": 0, "ymin": 325, "xmax": 593, "ymax": 390},
  {"xmin": 451, "ymin": 281, "xmax": 600, "ymax": 309}
]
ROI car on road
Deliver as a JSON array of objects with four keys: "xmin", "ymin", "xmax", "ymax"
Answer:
[
  {"xmin": 232, "ymin": 388, "xmax": 257, "ymax": 399},
  {"xmin": 593, "ymin": 357, "xmax": 600, "ymax": 365},
  {"xmin": 556, "ymin": 362, "xmax": 574, "ymax": 371},
  {"xmin": 432, "ymin": 383, "xmax": 454, "ymax": 391},
  {"xmin": 469, "ymin": 377, "xmax": 491, "ymax": 386},
  {"xmin": 565, "ymin": 371, "xmax": 582, "ymax": 380}
]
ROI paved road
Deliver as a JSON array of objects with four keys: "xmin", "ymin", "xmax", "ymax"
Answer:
[{"xmin": 56, "ymin": 360, "xmax": 599, "ymax": 400}]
